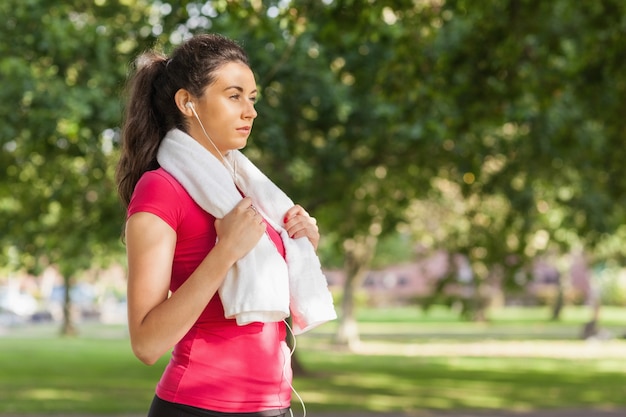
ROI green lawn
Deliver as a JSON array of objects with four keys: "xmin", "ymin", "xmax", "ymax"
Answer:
[{"xmin": 1, "ymin": 305, "xmax": 625, "ymax": 414}]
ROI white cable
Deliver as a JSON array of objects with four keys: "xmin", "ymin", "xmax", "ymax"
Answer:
[
  {"xmin": 191, "ymin": 104, "xmax": 296, "ymax": 415},
  {"xmin": 189, "ymin": 104, "xmax": 237, "ymax": 182},
  {"xmin": 283, "ymin": 319, "xmax": 306, "ymax": 417}
]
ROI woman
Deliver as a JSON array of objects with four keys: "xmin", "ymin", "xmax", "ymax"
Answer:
[{"xmin": 116, "ymin": 33, "xmax": 333, "ymax": 417}]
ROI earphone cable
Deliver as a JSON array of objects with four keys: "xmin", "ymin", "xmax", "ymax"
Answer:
[{"xmin": 283, "ymin": 319, "xmax": 306, "ymax": 417}]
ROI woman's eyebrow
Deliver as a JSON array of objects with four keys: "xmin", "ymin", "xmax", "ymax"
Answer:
[{"xmin": 223, "ymin": 85, "xmax": 258, "ymax": 94}]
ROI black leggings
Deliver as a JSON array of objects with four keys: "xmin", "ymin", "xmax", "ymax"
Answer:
[{"xmin": 147, "ymin": 395, "xmax": 291, "ymax": 417}]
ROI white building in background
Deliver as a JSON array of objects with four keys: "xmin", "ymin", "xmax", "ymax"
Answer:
[{"xmin": 0, "ymin": 276, "xmax": 38, "ymax": 317}]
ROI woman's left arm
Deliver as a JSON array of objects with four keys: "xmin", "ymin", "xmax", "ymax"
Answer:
[{"xmin": 283, "ymin": 204, "xmax": 320, "ymax": 250}]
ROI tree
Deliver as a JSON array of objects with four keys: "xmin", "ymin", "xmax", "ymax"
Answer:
[
  {"xmin": 3, "ymin": 0, "xmax": 626, "ymax": 345},
  {"xmin": 0, "ymin": 0, "xmax": 164, "ymax": 334},
  {"xmin": 243, "ymin": 0, "xmax": 626, "ymax": 335},
  {"xmin": 226, "ymin": 1, "xmax": 444, "ymax": 346},
  {"xmin": 403, "ymin": 0, "xmax": 626, "ymax": 321}
]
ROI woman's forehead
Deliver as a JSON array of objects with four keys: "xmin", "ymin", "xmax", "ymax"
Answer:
[{"xmin": 209, "ymin": 61, "xmax": 257, "ymax": 90}]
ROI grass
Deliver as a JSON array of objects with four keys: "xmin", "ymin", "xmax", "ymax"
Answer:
[
  {"xmin": 0, "ymin": 336, "xmax": 163, "ymax": 414},
  {"xmin": 1, "ymin": 305, "xmax": 625, "ymax": 415}
]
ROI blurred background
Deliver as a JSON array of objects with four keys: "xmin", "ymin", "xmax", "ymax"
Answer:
[{"xmin": 1, "ymin": 0, "xmax": 626, "ymax": 415}]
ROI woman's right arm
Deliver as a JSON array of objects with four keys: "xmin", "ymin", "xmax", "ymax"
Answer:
[{"xmin": 125, "ymin": 197, "xmax": 265, "ymax": 365}]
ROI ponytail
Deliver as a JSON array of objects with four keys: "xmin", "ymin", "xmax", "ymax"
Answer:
[{"xmin": 116, "ymin": 53, "xmax": 179, "ymax": 209}]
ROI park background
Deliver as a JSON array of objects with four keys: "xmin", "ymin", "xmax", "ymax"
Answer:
[{"xmin": 1, "ymin": 0, "xmax": 626, "ymax": 415}]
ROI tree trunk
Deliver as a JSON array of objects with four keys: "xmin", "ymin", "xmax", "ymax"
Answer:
[
  {"xmin": 60, "ymin": 276, "xmax": 78, "ymax": 336},
  {"xmin": 551, "ymin": 255, "xmax": 570, "ymax": 321},
  {"xmin": 335, "ymin": 263, "xmax": 366, "ymax": 349},
  {"xmin": 334, "ymin": 230, "xmax": 379, "ymax": 349},
  {"xmin": 581, "ymin": 282, "xmax": 602, "ymax": 339},
  {"xmin": 550, "ymin": 276, "xmax": 564, "ymax": 321}
]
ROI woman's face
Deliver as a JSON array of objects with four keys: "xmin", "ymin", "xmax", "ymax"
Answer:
[{"xmin": 188, "ymin": 61, "xmax": 258, "ymax": 157}]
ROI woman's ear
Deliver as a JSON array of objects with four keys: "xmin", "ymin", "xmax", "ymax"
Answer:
[{"xmin": 174, "ymin": 89, "xmax": 194, "ymax": 116}]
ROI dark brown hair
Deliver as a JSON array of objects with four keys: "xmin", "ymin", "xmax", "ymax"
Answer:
[{"xmin": 116, "ymin": 33, "xmax": 249, "ymax": 208}]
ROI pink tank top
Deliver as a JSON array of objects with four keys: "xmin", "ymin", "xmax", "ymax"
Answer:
[{"xmin": 127, "ymin": 168, "xmax": 292, "ymax": 413}]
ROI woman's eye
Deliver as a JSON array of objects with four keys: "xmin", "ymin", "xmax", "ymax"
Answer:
[{"xmin": 230, "ymin": 94, "xmax": 241, "ymax": 100}]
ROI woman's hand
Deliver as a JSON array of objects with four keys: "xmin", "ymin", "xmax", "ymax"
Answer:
[
  {"xmin": 215, "ymin": 197, "xmax": 266, "ymax": 262},
  {"xmin": 283, "ymin": 204, "xmax": 320, "ymax": 250}
]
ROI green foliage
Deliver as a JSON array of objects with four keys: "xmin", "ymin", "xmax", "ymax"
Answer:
[
  {"xmin": 0, "ymin": 0, "xmax": 163, "ymax": 276},
  {"xmin": 2, "ymin": 0, "xmax": 626, "ymax": 323},
  {"xmin": 395, "ymin": 0, "xmax": 626, "ymax": 309},
  {"xmin": 595, "ymin": 261, "xmax": 626, "ymax": 307}
]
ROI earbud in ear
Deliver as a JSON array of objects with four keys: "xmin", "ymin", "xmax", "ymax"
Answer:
[{"xmin": 185, "ymin": 102, "xmax": 194, "ymax": 110}]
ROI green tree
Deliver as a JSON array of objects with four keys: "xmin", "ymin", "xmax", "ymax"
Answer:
[
  {"xmin": 242, "ymin": 0, "xmax": 626, "ymax": 335},
  {"xmin": 3, "ymin": 0, "xmax": 626, "ymax": 346},
  {"xmin": 0, "ymin": 0, "xmax": 164, "ymax": 334},
  {"xmin": 404, "ymin": 0, "xmax": 626, "ymax": 321},
  {"xmin": 211, "ymin": 1, "xmax": 445, "ymax": 346}
]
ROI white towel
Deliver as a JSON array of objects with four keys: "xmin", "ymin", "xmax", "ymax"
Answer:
[{"xmin": 157, "ymin": 129, "xmax": 337, "ymax": 334}]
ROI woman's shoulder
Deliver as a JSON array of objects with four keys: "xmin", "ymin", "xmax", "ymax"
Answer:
[
  {"xmin": 128, "ymin": 167, "xmax": 194, "ymax": 218},
  {"xmin": 136, "ymin": 167, "xmax": 184, "ymax": 193}
]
